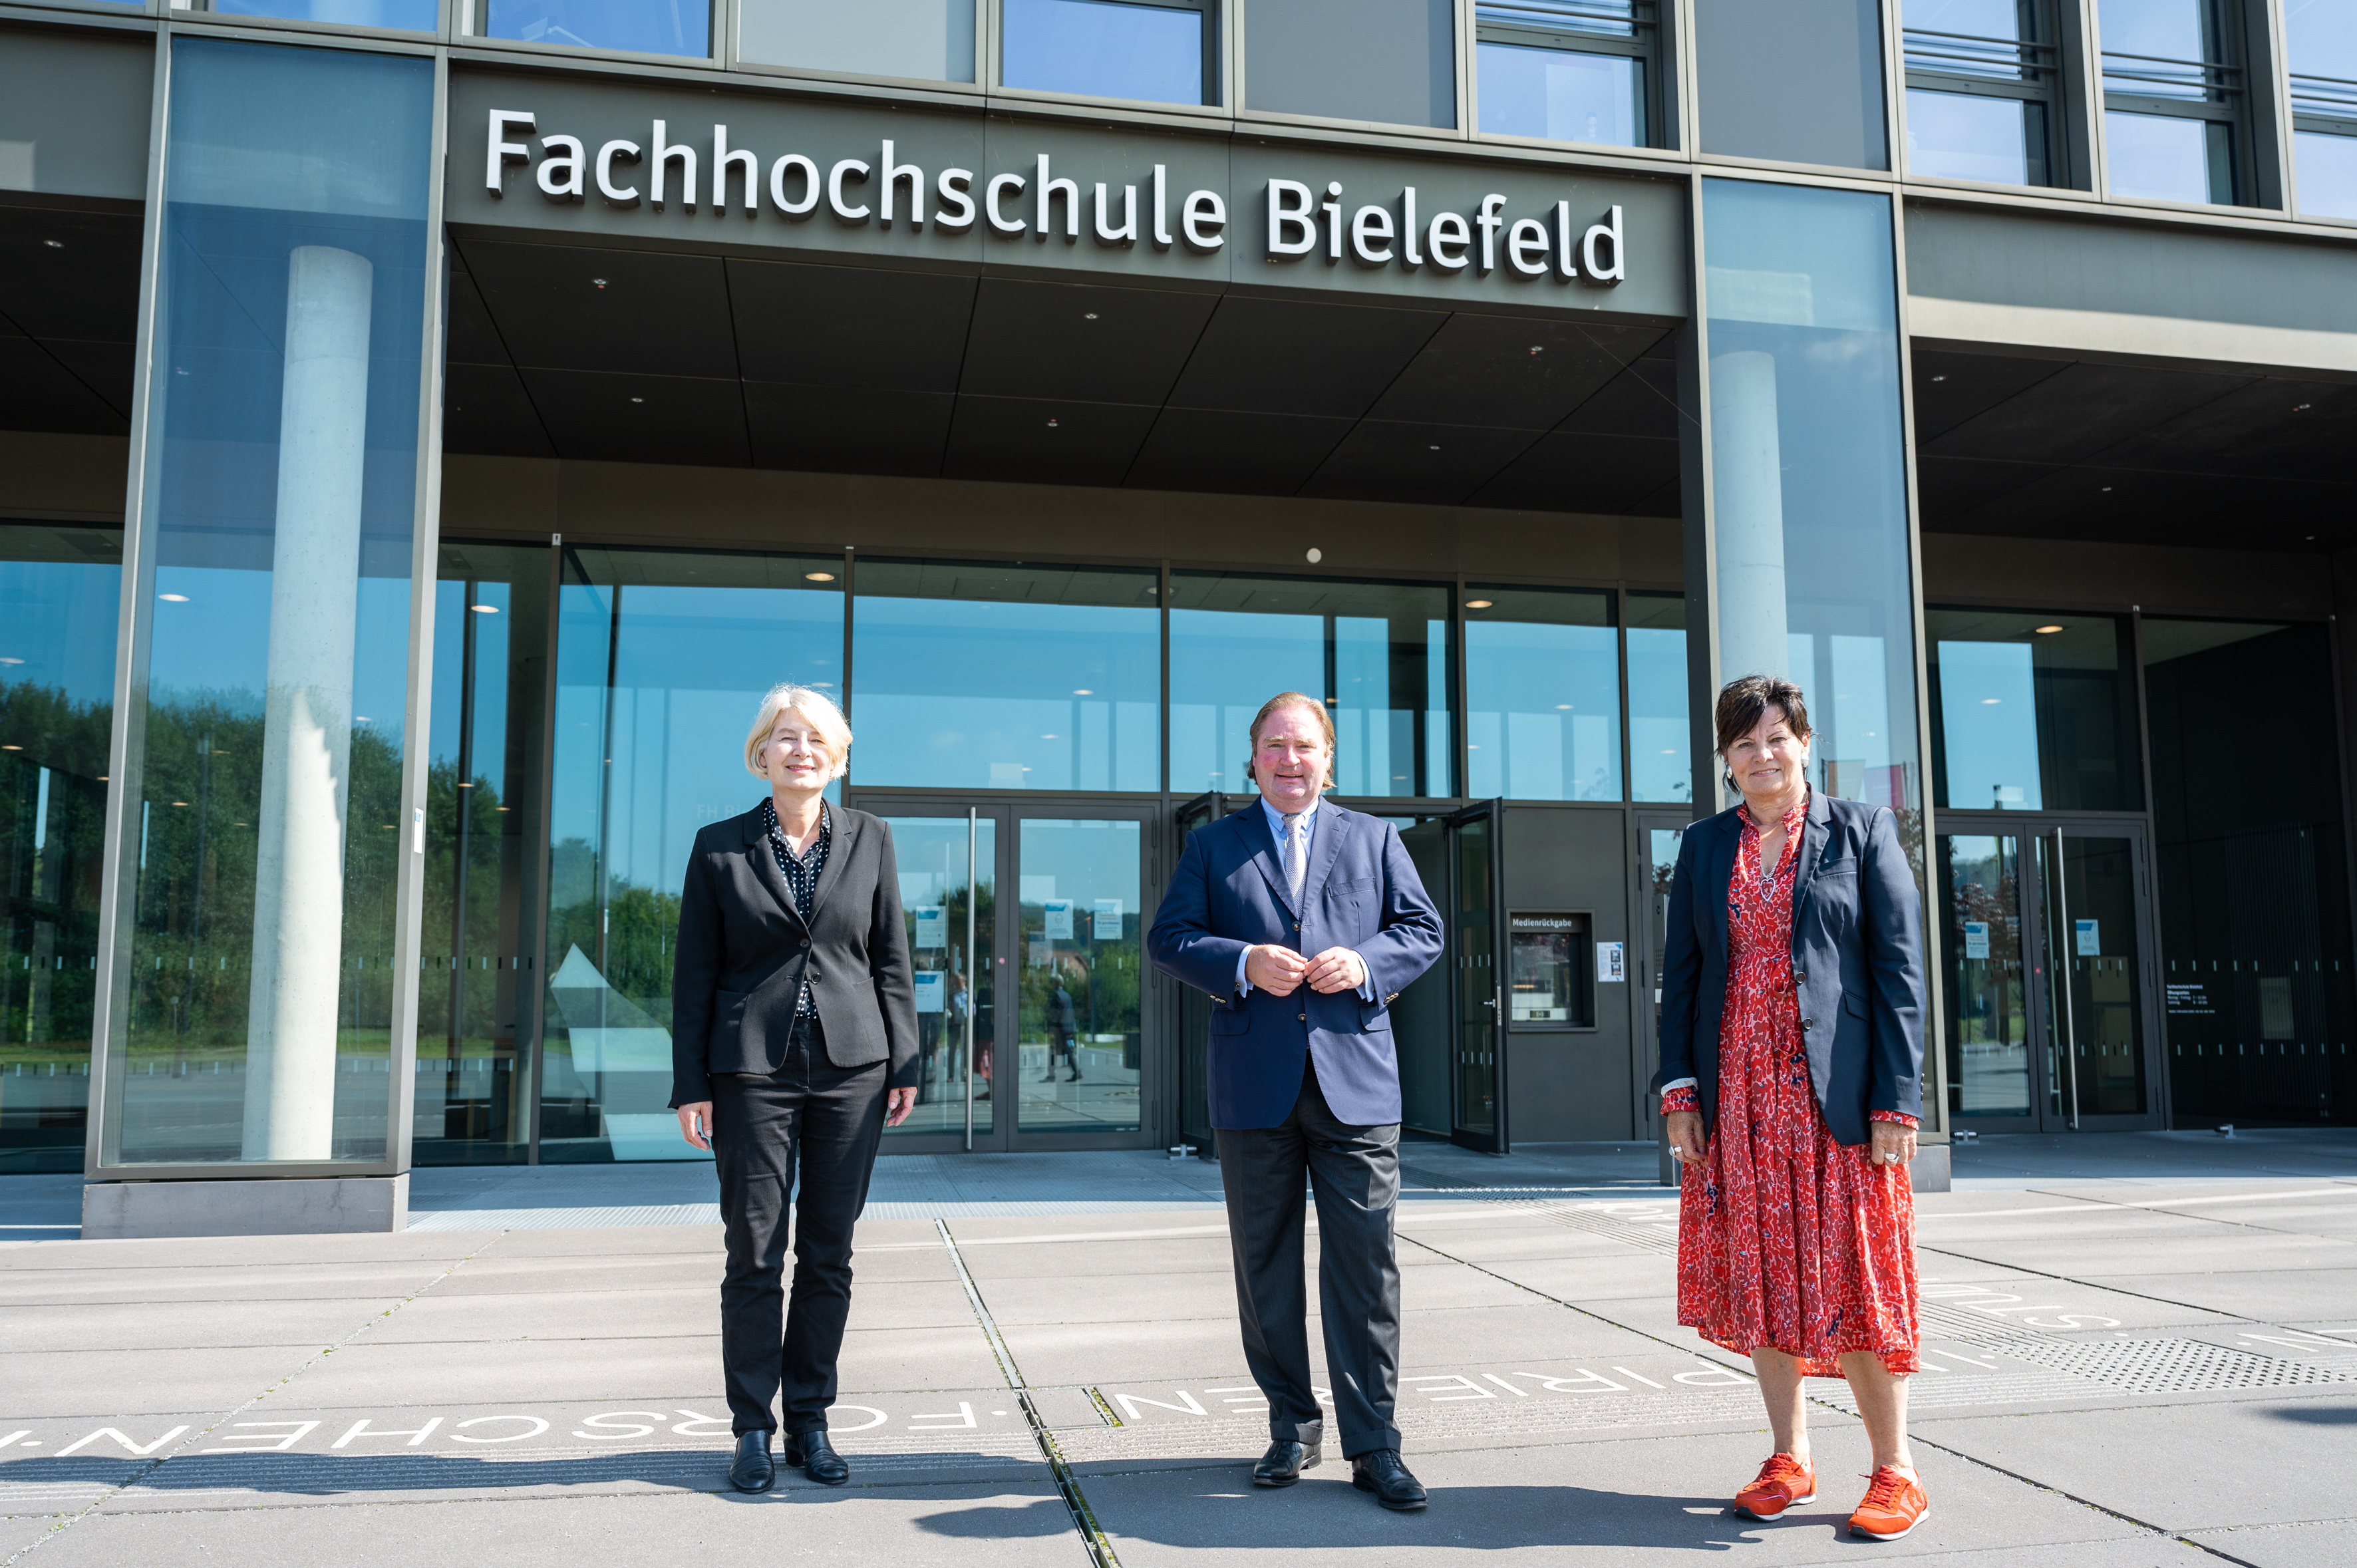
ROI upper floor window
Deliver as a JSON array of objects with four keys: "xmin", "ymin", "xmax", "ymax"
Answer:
[
  {"xmin": 1476, "ymin": 1, "xmax": 1658, "ymax": 148},
  {"xmin": 740, "ymin": 0, "xmax": 977, "ymax": 82},
  {"xmin": 2097, "ymin": 0, "xmax": 2247, "ymax": 204},
  {"xmin": 485, "ymin": 0, "xmax": 710, "ymax": 57},
  {"xmin": 1001, "ymin": 0, "xmax": 1214, "ymax": 106},
  {"xmin": 1245, "ymin": 0, "xmax": 1458, "ymax": 130},
  {"xmin": 212, "ymin": 0, "xmax": 439, "ymax": 30},
  {"xmin": 1902, "ymin": 0, "xmax": 2064, "ymax": 186},
  {"xmin": 1694, "ymin": 0, "xmax": 1889, "ymax": 170},
  {"xmin": 2287, "ymin": 0, "xmax": 2357, "ymax": 218}
]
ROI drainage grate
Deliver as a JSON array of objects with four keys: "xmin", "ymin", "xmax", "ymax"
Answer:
[
  {"xmin": 1974, "ymin": 1336, "xmax": 2357, "ymax": 1395},
  {"xmin": 1917, "ymin": 1300, "xmax": 2043, "ymax": 1342}
]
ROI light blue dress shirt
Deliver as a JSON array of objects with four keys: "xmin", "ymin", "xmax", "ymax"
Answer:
[{"xmin": 1232, "ymin": 796, "xmax": 1366, "ymax": 998}]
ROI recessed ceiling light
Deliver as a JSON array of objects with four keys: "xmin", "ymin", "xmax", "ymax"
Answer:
[
  {"xmin": 1084, "ymin": 312, "xmax": 1099, "ymax": 320},
  {"xmin": 1428, "ymin": 444, "xmax": 1442, "ymax": 451},
  {"xmin": 2101, "ymin": 486, "xmax": 2113, "ymax": 492},
  {"xmin": 0, "ymin": 657, "xmax": 21, "ymax": 665},
  {"xmin": 172, "ymin": 800, "xmax": 188, "ymax": 806},
  {"xmin": 0, "ymin": 744, "xmax": 18, "ymax": 752},
  {"xmin": 158, "ymin": 593, "xmax": 189, "ymax": 603},
  {"xmin": 356, "ymin": 716, "xmax": 371, "ymax": 723},
  {"xmin": 1931, "ymin": 375, "xmax": 1946, "ymax": 382},
  {"xmin": 45, "ymin": 239, "xmax": 63, "ymax": 249},
  {"xmin": 1528, "ymin": 346, "xmax": 1543, "ymax": 355},
  {"xmin": 1464, "ymin": 599, "xmax": 1493, "ymax": 609},
  {"xmin": 2034, "ymin": 624, "xmax": 2064, "ymax": 634},
  {"xmin": 592, "ymin": 277, "xmax": 608, "ymax": 287},
  {"xmin": 1555, "ymin": 703, "xmax": 1574, "ymax": 710},
  {"xmin": 1305, "ymin": 548, "xmax": 1323, "ymax": 563},
  {"xmin": 2293, "ymin": 403, "xmax": 2312, "ymax": 412},
  {"xmin": 805, "ymin": 571, "xmax": 836, "ymax": 581},
  {"xmin": 1980, "ymin": 698, "xmax": 2002, "ymax": 705},
  {"xmin": 629, "ymin": 396, "xmax": 645, "ymax": 404},
  {"xmin": 1073, "ymin": 688, "xmax": 1094, "ymax": 695},
  {"xmin": 1040, "ymin": 734, "xmax": 1058, "ymax": 740},
  {"xmin": 1046, "ymin": 418, "xmax": 1060, "ymax": 427},
  {"xmin": 470, "ymin": 603, "xmax": 499, "ymax": 613}
]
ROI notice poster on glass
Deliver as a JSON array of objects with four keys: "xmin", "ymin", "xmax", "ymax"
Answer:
[
  {"xmin": 1963, "ymin": 921, "xmax": 1990, "ymax": 960},
  {"xmin": 1044, "ymin": 899, "xmax": 1074, "ymax": 939},
  {"xmin": 913, "ymin": 906, "xmax": 947, "ymax": 949},
  {"xmin": 1093, "ymin": 898, "xmax": 1123, "ymax": 940},
  {"xmin": 913, "ymin": 971, "xmax": 945, "ymax": 1013},
  {"xmin": 1595, "ymin": 941, "xmax": 1625, "ymax": 983},
  {"xmin": 2076, "ymin": 919, "xmax": 2100, "ymax": 956}
]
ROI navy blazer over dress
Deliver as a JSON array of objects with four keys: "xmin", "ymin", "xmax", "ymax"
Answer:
[
  {"xmin": 1654, "ymin": 790, "xmax": 1927, "ymax": 1148},
  {"xmin": 1147, "ymin": 800, "xmax": 1445, "ymax": 1129}
]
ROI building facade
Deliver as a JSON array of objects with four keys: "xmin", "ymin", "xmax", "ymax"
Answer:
[{"xmin": 2, "ymin": 0, "xmax": 2354, "ymax": 1219}]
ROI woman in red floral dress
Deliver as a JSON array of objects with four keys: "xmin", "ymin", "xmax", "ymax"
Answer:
[{"xmin": 1656, "ymin": 676, "xmax": 1931, "ymax": 1541}]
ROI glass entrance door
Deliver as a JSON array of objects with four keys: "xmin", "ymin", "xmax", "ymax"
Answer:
[
  {"xmin": 1937, "ymin": 820, "xmax": 2161, "ymax": 1130},
  {"xmin": 1635, "ymin": 812, "xmax": 1695, "ymax": 1141},
  {"xmin": 1446, "ymin": 802, "xmax": 1505, "ymax": 1151},
  {"xmin": 857, "ymin": 794, "xmax": 1154, "ymax": 1150}
]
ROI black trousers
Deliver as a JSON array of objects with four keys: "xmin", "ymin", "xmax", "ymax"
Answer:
[
  {"xmin": 1214, "ymin": 1060, "xmax": 1403, "ymax": 1459},
  {"xmin": 712, "ymin": 1017, "xmax": 887, "ymax": 1436}
]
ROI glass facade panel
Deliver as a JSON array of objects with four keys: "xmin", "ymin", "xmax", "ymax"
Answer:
[
  {"xmin": 106, "ymin": 39, "xmax": 432, "ymax": 1168},
  {"xmin": 486, "ymin": 0, "xmax": 710, "ymax": 58},
  {"xmin": 882, "ymin": 813, "xmax": 995, "ymax": 1138},
  {"xmin": 1003, "ymin": 0, "xmax": 1203, "ymax": 105},
  {"xmin": 1907, "ymin": 89, "xmax": 2048, "ymax": 184},
  {"xmin": 1245, "ymin": 0, "xmax": 1457, "ymax": 128},
  {"xmin": 1901, "ymin": 0, "xmax": 2057, "ymax": 186},
  {"xmin": 1702, "ymin": 180, "xmax": 1920, "ymax": 854},
  {"xmin": 1627, "ymin": 591, "xmax": 1690, "ymax": 803},
  {"xmin": 1695, "ymin": 0, "xmax": 1888, "ymax": 169},
  {"xmin": 543, "ymin": 549, "xmax": 844, "ymax": 1162},
  {"xmin": 1929, "ymin": 610, "xmax": 2139, "ymax": 812},
  {"xmin": 1464, "ymin": 587, "xmax": 1621, "ymax": 802},
  {"xmin": 850, "ymin": 560, "xmax": 1158, "ymax": 792},
  {"xmin": 740, "ymin": 0, "xmax": 977, "ymax": 81},
  {"xmin": 1478, "ymin": 44, "xmax": 1643, "ymax": 146},
  {"xmin": 214, "ymin": 0, "xmax": 440, "ymax": 30},
  {"xmin": 2145, "ymin": 619, "xmax": 2354, "ymax": 1126},
  {"xmin": 414, "ymin": 544, "xmax": 551, "ymax": 1166},
  {"xmin": 2098, "ymin": 0, "xmax": 2240, "ymax": 203},
  {"xmin": 1015, "ymin": 817, "xmax": 1142, "ymax": 1132},
  {"xmin": 1170, "ymin": 573, "xmax": 1451, "ymax": 799},
  {"xmin": 2288, "ymin": 0, "xmax": 2357, "ymax": 218},
  {"xmin": 1, "ymin": 525, "xmax": 120, "ymax": 1174}
]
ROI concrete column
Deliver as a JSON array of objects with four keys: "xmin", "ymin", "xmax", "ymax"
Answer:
[
  {"xmin": 241, "ymin": 245, "xmax": 373, "ymax": 1161},
  {"xmin": 1710, "ymin": 349, "xmax": 1790, "ymax": 684}
]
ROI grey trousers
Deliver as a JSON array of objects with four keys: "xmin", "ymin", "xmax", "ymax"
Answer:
[{"xmin": 1214, "ymin": 1062, "xmax": 1403, "ymax": 1459}]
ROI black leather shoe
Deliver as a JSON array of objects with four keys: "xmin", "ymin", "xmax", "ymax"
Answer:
[
  {"xmin": 784, "ymin": 1428, "xmax": 851, "ymax": 1486},
  {"xmin": 1352, "ymin": 1450, "xmax": 1427, "ymax": 1511},
  {"xmin": 1253, "ymin": 1439, "xmax": 1320, "ymax": 1487},
  {"xmin": 728, "ymin": 1431, "xmax": 774, "ymax": 1493}
]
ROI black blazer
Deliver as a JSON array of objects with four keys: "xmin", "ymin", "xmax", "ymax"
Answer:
[
  {"xmin": 1654, "ymin": 790, "xmax": 1926, "ymax": 1147},
  {"xmin": 669, "ymin": 802, "xmax": 919, "ymax": 1106}
]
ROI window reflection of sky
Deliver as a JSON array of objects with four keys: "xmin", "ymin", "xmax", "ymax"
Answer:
[
  {"xmin": 1937, "ymin": 639, "xmax": 2043, "ymax": 809},
  {"xmin": 486, "ymin": 0, "xmax": 710, "ymax": 57},
  {"xmin": 0, "ymin": 554, "xmax": 120, "ymax": 714},
  {"xmin": 1001, "ymin": 0, "xmax": 1203, "ymax": 104},
  {"xmin": 1465, "ymin": 595, "xmax": 1621, "ymax": 802}
]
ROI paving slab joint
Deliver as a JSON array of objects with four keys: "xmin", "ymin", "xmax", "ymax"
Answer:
[{"xmin": 937, "ymin": 1217, "xmax": 1126, "ymax": 1568}]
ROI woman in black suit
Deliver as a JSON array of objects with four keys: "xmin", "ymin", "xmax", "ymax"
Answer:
[
  {"xmin": 671, "ymin": 683, "xmax": 917, "ymax": 1493},
  {"xmin": 1655, "ymin": 675, "xmax": 1931, "ymax": 1539}
]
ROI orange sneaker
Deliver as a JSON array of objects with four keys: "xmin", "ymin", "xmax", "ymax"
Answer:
[
  {"xmin": 1732, "ymin": 1453, "xmax": 1817, "ymax": 1519},
  {"xmin": 1848, "ymin": 1466, "xmax": 1929, "ymax": 1539}
]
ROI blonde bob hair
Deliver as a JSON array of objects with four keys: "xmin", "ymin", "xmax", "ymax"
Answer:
[{"xmin": 743, "ymin": 683, "xmax": 853, "ymax": 783}]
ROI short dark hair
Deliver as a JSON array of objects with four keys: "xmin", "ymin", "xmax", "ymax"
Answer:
[{"xmin": 1714, "ymin": 675, "xmax": 1812, "ymax": 756}]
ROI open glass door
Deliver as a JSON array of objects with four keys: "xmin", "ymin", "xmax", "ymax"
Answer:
[
  {"xmin": 1635, "ymin": 812, "xmax": 1694, "ymax": 1142},
  {"xmin": 1447, "ymin": 801, "xmax": 1505, "ymax": 1152},
  {"xmin": 1173, "ymin": 793, "xmax": 1226, "ymax": 1155},
  {"xmin": 872, "ymin": 809, "xmax": 998, "ymax": 1149}
]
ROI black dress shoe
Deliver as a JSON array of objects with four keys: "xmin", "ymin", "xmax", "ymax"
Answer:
[
  {"xmin": 1253, "ymin": 1439, "xmax": 1320, "ymax": 1487},
  {"xmin": 728, "ymin": 1431, "xmax": 774, "ymax": 1493},
  {"xmin": 1352, "ymin": 1450, "xmax": 1427, "ymax": 1511},
  {"xmin": 784, "ymin": 1428, "xmax": 851, "ymax": 1486}
]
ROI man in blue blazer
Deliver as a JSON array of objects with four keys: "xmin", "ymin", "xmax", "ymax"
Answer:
[{"xmin": 1148, "ymin": 693, "xmax": 1444, "ymax": 1511}]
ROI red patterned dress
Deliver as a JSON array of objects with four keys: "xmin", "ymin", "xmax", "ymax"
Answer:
[{"xmin": 1662, "ymin": 795, "xmax": 1921, "ymax": 1377}]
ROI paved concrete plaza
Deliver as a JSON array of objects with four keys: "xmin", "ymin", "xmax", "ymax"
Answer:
[{"xmin": 3, "ymin": 1130, "xmax": 2353, "ymax": 1566}]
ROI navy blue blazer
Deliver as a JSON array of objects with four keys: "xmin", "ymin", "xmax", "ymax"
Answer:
[
  {"xmin": 1148, "ymin": 801, "xmax": 1444, "ymax": 1129},
  {"xmin": 1654, "ymin": 791, "xmax": 1926, "ymax": 1147}
]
